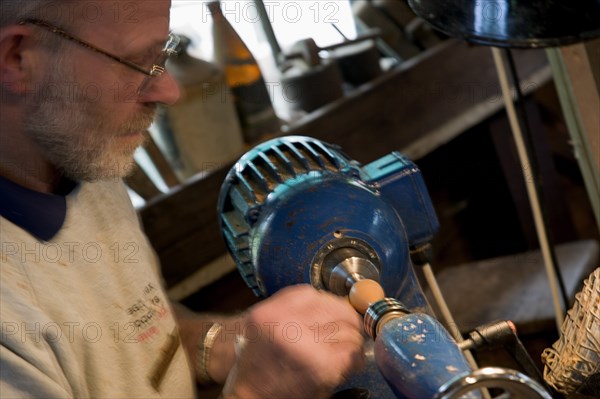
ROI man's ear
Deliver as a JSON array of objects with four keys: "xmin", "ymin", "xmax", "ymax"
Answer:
[{"xmin": 0, "ymin": 25, "xmax": 36, "ymax": 94}]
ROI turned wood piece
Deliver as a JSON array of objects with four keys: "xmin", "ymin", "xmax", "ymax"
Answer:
[{"xmin": 349, "ymin": 279, "xmax": 385, "ymax": 314}]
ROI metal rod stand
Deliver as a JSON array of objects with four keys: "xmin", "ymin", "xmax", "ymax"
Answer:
[{"xmin": 491, "ymin": 47, "xmax": 567, "ymax": 330}]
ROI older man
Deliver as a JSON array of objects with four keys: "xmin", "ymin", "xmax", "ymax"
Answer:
[{"xmin": 0, "ymin": 1, "xmax": 363, "ymax": 397}]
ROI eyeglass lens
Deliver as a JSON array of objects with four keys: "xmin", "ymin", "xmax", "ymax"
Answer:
[{"xmin": 137, "ymin": 34, "xmax": 180, "ymax": 94}]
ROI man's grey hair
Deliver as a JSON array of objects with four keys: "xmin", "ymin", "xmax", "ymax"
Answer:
[
  {"xmin": 1, "ymin": 0, "xmax": 75, "ymax": 51},
  {"xmin": 1, "ymin": 0, "xmax": 73, "ymax": 27}
]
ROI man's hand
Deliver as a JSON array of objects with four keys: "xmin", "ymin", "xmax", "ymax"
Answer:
[{"xmin": 221, "ymin": 284, "xmax": 365, "ymax": 399}]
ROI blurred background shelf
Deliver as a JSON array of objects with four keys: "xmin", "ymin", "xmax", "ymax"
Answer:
[{"xmin": 135, "ymin": 38, "xmax": 557, "ymax": 294}]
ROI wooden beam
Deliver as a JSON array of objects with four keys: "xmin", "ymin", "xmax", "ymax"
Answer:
[
  {"xmin": 284, "ymin": 39, "xmax": 550, "ymax": 163},
  {"xmin": 547, "ymin": 38, "xmax": 600, "ymax": 229},
  {"xmin": 125, "ymin": 165, "xmax": 161, "ymax": 200},
  {"xmin": 138, "ymin": 165, "xmax": 231, "ymax": 287},
  {"xmin": 559, "ymin": 40, "xmax": 600, "ymax": 175}
]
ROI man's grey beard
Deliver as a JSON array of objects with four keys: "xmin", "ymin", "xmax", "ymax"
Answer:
[{"xmin": 24, "ymin": 58, "xmax": 154, "ymax": 182}]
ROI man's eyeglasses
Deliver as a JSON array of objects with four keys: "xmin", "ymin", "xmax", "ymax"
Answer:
[{"xmin": 19, "ymin": 18, "xmax": 180, "ymax": 93}]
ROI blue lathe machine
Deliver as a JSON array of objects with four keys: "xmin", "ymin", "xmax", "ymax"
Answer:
[{"xmin": 217, "ymin": 136, "xmax": 555, "ymax": 399}]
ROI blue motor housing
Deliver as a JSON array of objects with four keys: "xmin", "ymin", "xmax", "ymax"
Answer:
[{"xmin": 217, "ymin": 136, "xmax": 438, "ymax": 309}]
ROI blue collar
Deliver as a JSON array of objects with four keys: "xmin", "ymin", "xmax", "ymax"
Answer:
[{"xmin": 0, "ymin": 176, "xmax": 77, "ymax": 241}]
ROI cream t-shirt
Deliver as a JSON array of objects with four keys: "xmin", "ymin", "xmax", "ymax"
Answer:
[{"xmin": 1, "ymin": 179, "xmax": 196, "ymax": 398}]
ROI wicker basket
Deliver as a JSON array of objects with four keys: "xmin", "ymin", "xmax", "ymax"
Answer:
[{"xmin": 542, "ymin": 267, "xmax": 600, "ymax": 395}]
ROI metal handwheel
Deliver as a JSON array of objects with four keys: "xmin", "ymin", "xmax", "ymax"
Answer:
[{"xmin": 435, "ymin": 367, "xmax": 553, "ymax": 399}]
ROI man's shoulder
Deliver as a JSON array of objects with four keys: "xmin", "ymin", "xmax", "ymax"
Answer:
[
  {"xmin": 79, "ymin": 178, "xmax": 131, "ymax": 203},
  {"xmin": 71, "ymin": 178, "xmax": 138, "ymax": 221}
]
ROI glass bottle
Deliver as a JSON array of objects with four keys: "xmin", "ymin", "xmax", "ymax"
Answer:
[
  {"xmin": 207, "ymin": 0, "xmax": 281, "ymax": 144},
  {"xmin": 153, "ymin": 35, "xmax": 244, "ymax": 181}
]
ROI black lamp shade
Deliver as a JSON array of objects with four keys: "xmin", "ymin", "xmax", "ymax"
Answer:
[{"xmin": 407, "ymin": 0, "xmax": 600, "ymax": 48}]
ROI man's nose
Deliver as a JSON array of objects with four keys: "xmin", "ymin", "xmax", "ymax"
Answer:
[{"xmin": 138, "ymin": 72, "xmax": 181, "ymax": 105}]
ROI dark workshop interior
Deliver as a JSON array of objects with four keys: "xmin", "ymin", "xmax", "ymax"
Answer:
[{"xmin": 126, "ymin": 1, "xmax": 600, "ymax": 398}]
